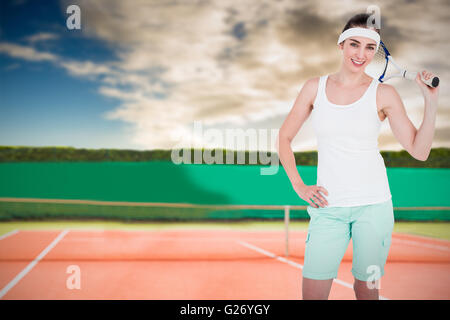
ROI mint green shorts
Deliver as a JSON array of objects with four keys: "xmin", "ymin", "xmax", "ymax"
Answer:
[{"xmin": 303, "ymin": 198, "xmax": 394, "ymax": 281}]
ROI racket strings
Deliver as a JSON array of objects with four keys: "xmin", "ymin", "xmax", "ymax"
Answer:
[{"xmin": 365, "ymin": 46, "xmax": 393, "ymax": 81}]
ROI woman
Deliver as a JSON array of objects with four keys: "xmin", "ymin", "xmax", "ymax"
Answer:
[{"xmin": 276, "ymin": 13, "xmax": 439, "ymax": 300}]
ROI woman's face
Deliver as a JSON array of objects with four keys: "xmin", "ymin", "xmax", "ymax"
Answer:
[{"xmin": 339, "ymin": 35, "xmax": 378, "ymax": 73}]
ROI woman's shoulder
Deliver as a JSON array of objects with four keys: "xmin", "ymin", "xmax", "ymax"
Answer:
[
  {"xmin": 302, "ymin": 76, "xmax": 321, "ymax": 92},
  {"xmin": 377, "ymin": 81, "xmax": 395, "ymax": 90},
  {"xmin": 376, "ymin": 81, "xmax": 402, "ymax": 111},
  {"xmin": 299, "ymin": 77, "xmax": 321, "ymax": 108},
  {"xmin": 377, "ymin": 82, "xmax": 398, "ymax": 96}
]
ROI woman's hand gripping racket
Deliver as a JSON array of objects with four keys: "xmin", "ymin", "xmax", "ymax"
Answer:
[{"xmin": 365, "ymin": 40, "xmax": 440, "ymax": 88}]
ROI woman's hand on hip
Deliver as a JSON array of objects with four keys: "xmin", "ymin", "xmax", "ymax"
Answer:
[{"xmin": 293, "ymin": 182, "xmax": 329, "ymax": 208}]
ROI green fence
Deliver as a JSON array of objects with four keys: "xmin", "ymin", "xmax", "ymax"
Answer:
[{"xmin": 0, "ymin": 161, "xmax": 449, "ymax": 221}]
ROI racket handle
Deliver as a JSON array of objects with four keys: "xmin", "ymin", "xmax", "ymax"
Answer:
[{"xmin": 404, "ymin": 70, "xmax": 440, "ymax": 88}]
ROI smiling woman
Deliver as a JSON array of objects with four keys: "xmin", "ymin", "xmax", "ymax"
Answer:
[{"xmin": 277, "ymin": 11, "xmax": 440, "ymax": 301}]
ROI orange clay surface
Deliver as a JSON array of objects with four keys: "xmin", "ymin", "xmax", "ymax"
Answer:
[{"xmin": 0, "ymin": 229, "xmax": 449, "ymax": 299}]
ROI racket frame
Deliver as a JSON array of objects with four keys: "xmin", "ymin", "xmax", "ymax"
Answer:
[{"xmin": 377, "ymin": 40, "xmax": 439, "ymax": 88}]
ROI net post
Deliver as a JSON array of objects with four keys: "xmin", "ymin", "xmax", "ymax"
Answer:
[{"xmin": 284, "ymin": 205, "xmax": 290, "ymax": 257}]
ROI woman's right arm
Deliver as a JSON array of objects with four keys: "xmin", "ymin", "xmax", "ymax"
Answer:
[{"xmin": 275, "ymin": 77, "xmax": 329, "ymax": 208}]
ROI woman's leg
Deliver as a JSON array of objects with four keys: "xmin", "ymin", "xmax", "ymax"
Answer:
[
  {"xmin": 350, "ymin": 199, "xmax": 394, "ymax": 300},
  {"xmin": 302, "ymin": 205, "xmax": 351, "ymax": 299},
  {"xmin": 302, "ymin": 277, "xmax": 334, "ymax": 300},
  {"xmin": 353, "ymin": 278, "xmax": 379, "ymax": 300}
]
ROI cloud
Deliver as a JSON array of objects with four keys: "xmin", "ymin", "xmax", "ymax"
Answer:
[
  {"xmin": 1, "ymin": 0, "xmax": 449, "ymax": 151},
  {"xmin": 24, "ymin": 32, "xmax": 59, "ymax": 43},
  {"xmin": 83, "ymin": 0, "xmax": 448, "ymax": 150},
  {"xmin": 59, "ymin": 60, "xmax": 112, "ymax": 77},
  {"xmin": 0, "ymin": 42, "xmax": 58, "ymax": 62},
  {"xmin": 0, "ymin": 41, "xmax": 114, "ymax": 81}
]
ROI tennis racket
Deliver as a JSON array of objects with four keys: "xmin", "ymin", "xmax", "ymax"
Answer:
[{"xmin": 365, "ymin": 40, "xmax": 439, "ymax": 88}]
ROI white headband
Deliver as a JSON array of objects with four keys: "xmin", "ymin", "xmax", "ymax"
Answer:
[{"xmin": 337, "ymin": 27, "xmax": 380, "ymax": 51}]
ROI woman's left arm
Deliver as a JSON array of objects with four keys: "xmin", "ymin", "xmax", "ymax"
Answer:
[
  {"xmin": 410, "ymin": 70, "xmax": 439, "ymax": 160},
  {"xmin": 379, "ymin": 70, "xmax": 439, "ymax": 161}
]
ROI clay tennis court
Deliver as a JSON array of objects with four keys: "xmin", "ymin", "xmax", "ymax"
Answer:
[
  {"xmin": 1, "ymin": 226, "xmax": 449, "ymax": 300},
  {"xmin": 0, "ymin": 162, "xmax": 449, "ymax": 299}
]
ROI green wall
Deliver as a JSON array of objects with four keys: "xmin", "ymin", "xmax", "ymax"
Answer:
[{"xmin": 0, "ymin": 161, "xmax": 448, "ymax": 207}]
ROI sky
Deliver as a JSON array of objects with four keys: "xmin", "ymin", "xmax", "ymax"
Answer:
[{"xmin": 0, "ymin": 0, "xmax": 449, "ymax": 152}]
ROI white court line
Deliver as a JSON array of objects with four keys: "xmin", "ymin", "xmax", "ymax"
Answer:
[
  {"xmin": 392, "ymin": 238, "xmax": 450, "ymax": 252},
  {"xmin": 0, "ymin": 229, "xmax": 69, "ymax": 299},
  {"xmin": 395, "ymin": 233, "xmax": 450, "ymax": 244},
  {"xmin": 0, "ymin": 229, "xmax": 19, "ymax": 241},
  {"xmin": 237, "ymin": 240, "xmax": 389, "ymax": 300}
]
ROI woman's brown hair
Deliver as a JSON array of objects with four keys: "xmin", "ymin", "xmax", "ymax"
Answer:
[{"xmin": 342, "ymin": 13, "xmax": 380, "ymax": 34}]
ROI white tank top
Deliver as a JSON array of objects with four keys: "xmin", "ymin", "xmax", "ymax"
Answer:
[{"xmin": 310, "ymin": 74, "xmax": 392, "ymax": 207}]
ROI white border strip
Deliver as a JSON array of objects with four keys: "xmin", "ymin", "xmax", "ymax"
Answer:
[
  {"xmin": 237, "ymin": 240, "xmax": 389, "ymax": 300},
  {"xmin": 0, "ymin": 229, "xmax": 69, "ymax": 299},
  {"xmin": 0, "ymin": 229, "xmax": 19, "ymax": 241}
]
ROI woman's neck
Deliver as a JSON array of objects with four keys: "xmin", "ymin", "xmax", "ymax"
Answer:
[{"xmin": 332, "ymin": 68, "xmax": 370, "ymax": 87}]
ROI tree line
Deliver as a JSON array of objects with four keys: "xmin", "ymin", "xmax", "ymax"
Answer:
[{"xmin": 0, "ymin": 146, "xmax": 448, "ymax": 168}]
